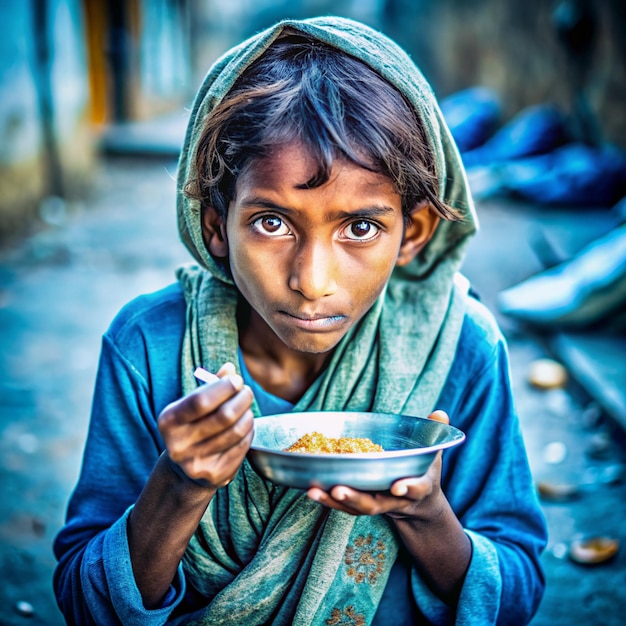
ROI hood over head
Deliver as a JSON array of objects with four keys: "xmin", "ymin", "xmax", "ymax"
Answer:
[{"xmin": 176, "ymin": 16, "xmax": 477, "ymax": 285}]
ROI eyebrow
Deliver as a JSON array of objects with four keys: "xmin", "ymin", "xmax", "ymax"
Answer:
[{"xmin": 239, "ymin": 196, "xmax": 397, "ymax": 221}]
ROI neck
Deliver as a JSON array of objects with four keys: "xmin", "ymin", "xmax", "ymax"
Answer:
[{"xmin": 238, "ymin": 306, "xmax": 331, "ymax": 403}]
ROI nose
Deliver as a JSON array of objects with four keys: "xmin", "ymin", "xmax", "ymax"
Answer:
[{"xmin": 288, "ymin": 238, "xmax": 338, "ymax": 300}]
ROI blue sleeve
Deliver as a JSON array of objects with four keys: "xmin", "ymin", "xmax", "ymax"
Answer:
[
  {"xmin": 412, "ymin": 321, "xmax": 547, "ymax": 625},
  {"xmin": 53, "ymin": 334, "xmax": 185, "ymax": 625}
]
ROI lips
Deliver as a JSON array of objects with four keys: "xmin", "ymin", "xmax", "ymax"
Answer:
[
  {"xmin": 281, "ymin": 310, "xmax": 347, "ymax": 330},
  {"xmin": 289, "ymin": 312, "xmax": 340, "ymax": 321}
]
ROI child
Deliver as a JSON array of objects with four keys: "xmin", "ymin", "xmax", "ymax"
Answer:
[{"xmin": 53, "ymin": 16, "xmax": 547, "ymax": 626}]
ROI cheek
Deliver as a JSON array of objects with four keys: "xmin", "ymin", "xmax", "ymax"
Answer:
[
  {"xmin": 230, "ymin": 249, "xmax": 258, "ymax": 288},
  {"xmin": 342, "ymin": 251, "xmax": 397, "ymax": 302},
  {"xmin": 229, "ymin": 243, "xmax": 282, "ymax": 301}
]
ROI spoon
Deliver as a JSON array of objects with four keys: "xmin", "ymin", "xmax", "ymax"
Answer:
[{"xmin": 193, "ymin": 367, "xmax": 219, "ymax": 385}]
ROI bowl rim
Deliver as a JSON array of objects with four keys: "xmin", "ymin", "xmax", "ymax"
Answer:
[{"xmin": 249, "ymin": 410, "xmax": 466, "ymax": 460}]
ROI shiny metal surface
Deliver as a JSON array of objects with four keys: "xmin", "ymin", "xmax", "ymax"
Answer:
[{"xmin": 247, "ymin": 411, "xmax": 465, "ymax": 491}]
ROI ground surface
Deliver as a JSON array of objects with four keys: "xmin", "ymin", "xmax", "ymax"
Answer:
[{"xmin": 0, "ymin": 156, "xmax": 624, "ymax": 625}]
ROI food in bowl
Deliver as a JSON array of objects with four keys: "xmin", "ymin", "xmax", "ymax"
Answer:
[
  {"xmin": 285, "ymin": 431, "xmax": 384, "ymax": 454},
  {"xmin": 248, "ymin": 411, "xmax": 466, "ymax": 491}
]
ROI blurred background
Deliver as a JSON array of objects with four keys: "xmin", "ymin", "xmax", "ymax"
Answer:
[{"xmin": 0, "ymin": 1, "xmax": 625, "ymax": 624}]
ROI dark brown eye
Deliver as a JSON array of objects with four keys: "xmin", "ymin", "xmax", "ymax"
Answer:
[
  {"xmin": 252, "ymin": 215, "xmax": 290, "ymax": 236},
  {"xmin": 346, "ymin": 220, "xmax": 378, "ymax": 241},
  {"xmin": 262, "ymin": 216, "xmax": 282, "ymax": 232}
]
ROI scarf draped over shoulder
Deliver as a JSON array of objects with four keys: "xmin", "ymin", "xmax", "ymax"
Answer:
[{"xmin": 173, "ymin": 16, "xmax": 478, "ymax": 626}]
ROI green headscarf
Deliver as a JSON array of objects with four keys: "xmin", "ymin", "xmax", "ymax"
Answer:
[{"xmin": 173, "ymin": 16, "xmax": 477, "ymax": 626}]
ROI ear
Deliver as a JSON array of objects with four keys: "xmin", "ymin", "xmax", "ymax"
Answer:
[
  {"xmin": 201, "ymin": 205, "xmax": 229, "ymax": 258},
  {"xmin": 396, "ymin": 201, "xmax": 440, "ymax": 267}
]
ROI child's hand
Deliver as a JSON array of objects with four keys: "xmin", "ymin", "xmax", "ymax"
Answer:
[
  {"xmin": 158, "ymin": 363, "xmax": 254, "ymax": 490},
  {"xmin": 306, "ymin": 410, "xmax": 450, "ymax": 519}
]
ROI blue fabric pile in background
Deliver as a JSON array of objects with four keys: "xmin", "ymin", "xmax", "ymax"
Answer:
[{"xmin": 441, "ymin": 87, "xmax": 626, "ymax": 208}]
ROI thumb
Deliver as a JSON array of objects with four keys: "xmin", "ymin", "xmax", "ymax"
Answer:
[
  {"xmin": 428, "ymin": 409, "xmax": 450, "ymax": 425},
  {"xmin": 217, "ymin": 362, "xmax": 237, "ymax": 378}
]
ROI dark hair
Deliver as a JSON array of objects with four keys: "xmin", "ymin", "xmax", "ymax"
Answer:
[{"xmin": 185, "ymin": 35, "xmax": 460, "ymax": 222}]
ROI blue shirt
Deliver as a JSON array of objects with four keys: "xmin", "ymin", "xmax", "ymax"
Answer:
[{"xmin": 53, "ymin": 283, "xmax": 547, "ymax": 625}]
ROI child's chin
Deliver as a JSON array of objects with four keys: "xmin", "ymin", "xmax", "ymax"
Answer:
[{"xmin": 280, "ymin": 331, "xmax": 347, "ymax": 356}]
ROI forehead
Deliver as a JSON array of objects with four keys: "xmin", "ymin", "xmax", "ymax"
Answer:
[{"xmin": 235, "ymin": 142, "xmax": 399, "ymax": 201}]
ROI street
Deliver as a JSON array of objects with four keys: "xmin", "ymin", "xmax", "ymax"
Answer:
[{"xmin": 0, "ymin": 155, "xmax": 624, "ymax": 625}]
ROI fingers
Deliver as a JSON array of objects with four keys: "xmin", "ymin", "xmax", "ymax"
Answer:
[
  {"xmin": 186, "ymin": 407, "xmax": 254, "ymax": 457},
  {"xmin": 161, "ymin": 374, "xmax": 245, "ymax": 427},
  {"xmin": 389, "ymin": 451, "xmax": 442, "ymax": 500},
  {"xmin": 178, "ymin": 385, "xmax": 254, "ymax": 445},
  {"xmin": 428, "ymin": 409, "xmax": 450, "ymax": 425},
  {"xmin": 163, "ymin": 388, "xmax": 253, "ymax": 460},
  {"xmin": 307, "ymin": 484, "xmax": 423, "ymax": 517},
  {"xmin": 216, "ymin": 362, "xmax": 237, "ymax": 378},
  {"xmin": 178, "ymin": 426, "xmax": 255, "ymax": 487},
  {"xmin": 308, "ymin": 452, "xmax": 443, "ymax": 516},
  {"xmin": 390, "ymin": 476, "xmax": 434, "ymax": 499},
  {"xmin": 158, "ymin": 363, "xmax": 255, "ymax": 467},
  {"xmin": 160, "ymin": 371, "xmax": 249, "ymax": 433},
  {"xmin": 307, "ymin": 486, "xmax": 366, "ymax": 516}
]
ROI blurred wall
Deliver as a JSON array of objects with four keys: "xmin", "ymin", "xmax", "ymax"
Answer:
[
  {"xmin": 83, "ymin": 0, "xmax": 192, "ymax": 124},
  {"xmin": 0, "ymin": 0, "xmax": 193, "ymax": 242},
  {"xmin": 382, "ymin": 0, "xmax": 625, "ymax": 148},
  {"xmin": 0, "ymin": 0, "xmax": 93, "ymax": 241}
]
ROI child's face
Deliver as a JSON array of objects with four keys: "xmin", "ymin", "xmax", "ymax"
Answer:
[{"xmin": 216, "ymin": 142, "xmax": 409, "ymax": 356}]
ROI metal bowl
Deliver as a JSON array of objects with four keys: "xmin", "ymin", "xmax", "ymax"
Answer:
[{"xmin": 247, "ymin": 411, "xmax": 465, "ymax": 491}]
